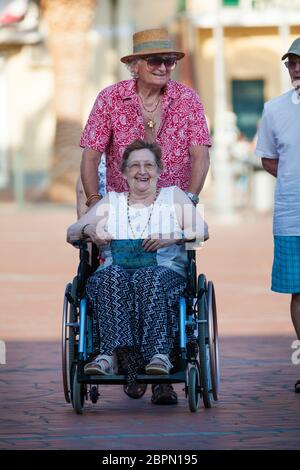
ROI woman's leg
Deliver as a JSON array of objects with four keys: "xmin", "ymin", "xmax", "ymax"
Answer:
[
  {"xmin": 131, "ymin": 267, "xmax": 185, "ymax": 404},
  {"xmin": 131, "ymin": 267, "xmax": 186, "ymax": 364},
  {"xmin": 86, "ymin": 265, "xmax": 134, "ymax": 355}
]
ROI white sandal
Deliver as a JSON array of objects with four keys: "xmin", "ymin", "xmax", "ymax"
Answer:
[
  {"xmin": 145, "ymin": 354, "xmax": 173, "ymax": 375},
  {"xmin": 84, "ymin": 354, "xmax": 115, "ymax": 375}
]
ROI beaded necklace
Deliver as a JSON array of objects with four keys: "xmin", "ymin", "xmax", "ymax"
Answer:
[{"xmin": 126, "ymin": 189, "xmax": 160, "ymax": 239}]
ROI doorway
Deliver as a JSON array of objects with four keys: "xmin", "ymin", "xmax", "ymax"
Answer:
[{"xmin": 231, "ymin": 79, "xmax": 264, "ymax": 139}]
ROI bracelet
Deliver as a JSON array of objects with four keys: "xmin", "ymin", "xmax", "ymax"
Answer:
[
  {"xmin": 86, "ymin": 193, "xmax": 101, "ymax": 207},
  {"xmin": 185, "ymin": 191, "xmax": 199, "ymax": 205},
  {"xmin": 81, "ymin": 224, "xmax": 91, "ymax": 238},
  {"xmin": 86, "ymin": 194, "xmax": 101, "ymax": 207}
]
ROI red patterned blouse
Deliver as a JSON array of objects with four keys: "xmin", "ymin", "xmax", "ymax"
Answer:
[{"xmin": 80, "ymin": 79, "xmax": 211, "ymax": 192}]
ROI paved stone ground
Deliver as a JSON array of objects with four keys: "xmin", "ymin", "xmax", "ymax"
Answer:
[{"xmin": 0, "ymin": 204, "xmax": 299, "ymax": 450}]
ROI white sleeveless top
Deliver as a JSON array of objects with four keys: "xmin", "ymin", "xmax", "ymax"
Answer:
[{"xmin": 100, "ymin": 186, "xmax": 188, "ymax": 278}]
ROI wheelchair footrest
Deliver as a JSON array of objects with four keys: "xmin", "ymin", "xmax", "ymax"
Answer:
[
  {"xmin": 77, "ymin": 371, "xmax": 186, "ymax": 385},
  {"xmin": 136, "ymin": 371, "xmax": 186, "ymax": 384}
]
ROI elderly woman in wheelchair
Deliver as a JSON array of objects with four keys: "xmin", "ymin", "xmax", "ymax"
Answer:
[{"xmin": 66, "ymin": 140, "xmax": 216, "ymax": 412}]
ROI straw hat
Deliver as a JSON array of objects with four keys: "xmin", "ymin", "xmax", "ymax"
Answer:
[{"xmin": 120, "ymin": 28, "xmax": 185, "ymax": 64}]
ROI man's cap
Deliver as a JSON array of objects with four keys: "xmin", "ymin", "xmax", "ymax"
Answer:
[
  {"xmin": 281, "ymin": 37, "xmax": 300, "ymax": 60},
  {"xmin": 120, "ymin": 28, "xmax": 185, "ymax": 64}
]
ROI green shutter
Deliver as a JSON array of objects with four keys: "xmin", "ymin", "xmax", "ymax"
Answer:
[
  {"xmin": 177, "ymin": 0, "xmax": 186, "ymax": 13},
  {"xmin": 223, "ymin": 0, "xmax": 240, "ymax": 6}
]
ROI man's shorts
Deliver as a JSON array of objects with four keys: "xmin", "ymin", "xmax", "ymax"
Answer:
[{"xmin": 272, "ymin": 236, "xmax": 300, "ymax": 293}]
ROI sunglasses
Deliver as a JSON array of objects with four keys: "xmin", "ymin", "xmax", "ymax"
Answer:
[
  {"xmin": 285, "ymin": 59, "xmax": 300, "ymax": 70},
  {"xmin": 142, "ymin": 55, "xmax": 177, "ymax": 70}
]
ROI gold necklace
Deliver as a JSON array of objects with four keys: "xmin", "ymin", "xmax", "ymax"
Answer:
[
  {"xmin": 127, "ymin": 190, "xmax": 160, "ymax": 239},
  {"xmin": 138, "ymin": 94, "xmax": 161, "ymax": 132},
  {"xmin": 138, "ymin": 94, "xmax": 161, "ymax": 113}
]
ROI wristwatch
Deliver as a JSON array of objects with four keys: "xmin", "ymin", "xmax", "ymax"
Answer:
[{"xmin": 185, "ymin": 192, "xmax": 199, "ymax": 205}]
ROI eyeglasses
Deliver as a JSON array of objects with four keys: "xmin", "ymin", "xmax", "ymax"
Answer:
[
  {"xmin": 284, "ymin": 59, "xmax": 300, "ymax": 70},
  {"xmin": 142, "ymin": 55, "xmax": 177, "ymax": 71},
  {"xmin": 126, "ymin": 162, "xmax": 157, "ymax": 172}
]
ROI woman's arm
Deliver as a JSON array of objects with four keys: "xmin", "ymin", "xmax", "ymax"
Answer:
[
  {"xmin": 187, "ymin": 145, "xmax": 210, "ymax": 195},
  {"xmin": 143, "ymin": 187, "xmax": 209, "ymax": 252},
  {"xmin": 173, "ymin": 186, "xmax": 209, "ymax": 242},
  {"xmin": 66, "ymin": 194, "xmax": 110, "ymax": 245}
]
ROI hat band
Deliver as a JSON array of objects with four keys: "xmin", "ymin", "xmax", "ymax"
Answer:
[{"xmin": 134, "ymin": 40, "xmax": 172, "ymax": 53}]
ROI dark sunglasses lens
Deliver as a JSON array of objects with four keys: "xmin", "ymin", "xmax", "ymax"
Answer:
[
  {"xmin": 146, "ymin": 56, "xmax": 176, "ymax": 68},
  {"xmin": 164, "ymin": 58, "xmax": 177, "ymax": 67},
  {"xmin": 147, "ymin": 56, "xmax": 164, "ymax": 67}
]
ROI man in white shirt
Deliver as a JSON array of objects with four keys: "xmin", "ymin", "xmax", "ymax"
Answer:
[{"xmin": 256, "ymin": 37, "xmax": 300, "ymax": 393}]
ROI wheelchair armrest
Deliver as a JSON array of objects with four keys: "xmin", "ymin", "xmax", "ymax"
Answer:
[{"xmin": 72, "ymin": 240, "xmax": 89, "ymax": 249}]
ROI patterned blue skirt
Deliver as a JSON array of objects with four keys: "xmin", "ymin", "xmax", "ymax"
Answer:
[
  {"xmin": 86, "ymin": 265, "xmax": 186, "ymax": 381},
  {"xmin": 272, "ymin": 236, "xmax": 300, "ymax": 293}
]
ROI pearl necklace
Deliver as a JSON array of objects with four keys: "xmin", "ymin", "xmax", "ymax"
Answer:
[{"xmin": 127, "ymin": 190, "xmax": 160, "ymax": 239}]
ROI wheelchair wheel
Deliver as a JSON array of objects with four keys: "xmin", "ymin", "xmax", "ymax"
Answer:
[
  {"xmin": 62, "ymin": 283, "xmax": 72, "ymax": 403},
  {"xmin": 198, "ymin": 274, "xmax": 212, "ymax": 409},
  {"xmin": 207, "ymin": 281, "xmax": 220, "ymax": 401},
  {"xmin": 90, "ymin": 385, "xmax": 100, "ymax": 404},
  {"xmin": 188, "ymin": 366, "xmax": 200, "ymax": 412},
  {"xmin": 72, "ymin": 365, "xmax": 85, "ymax": 414},
  {"xmin": 62, "ymin": 278, "xmax": 78, "ymax": 403}
]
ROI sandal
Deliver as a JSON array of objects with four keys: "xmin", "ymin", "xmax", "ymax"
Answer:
[
  {"xmin": 145, "ymin": 354, "xmax": 173, "ymax": 375},
  {"xmin": 84, "ymin": 354, "xmax": 115, "ymax": 375},
  {"xmin": 151, "ymin": 384, "xmax": 178, "ymax": 405},
  {"xmin": 295, "ymin": 380, "xmax": 300, "ymax": 393},
  {"xmin": 123, "ymin": 383, "xmax": 148, "ymax": 399}
]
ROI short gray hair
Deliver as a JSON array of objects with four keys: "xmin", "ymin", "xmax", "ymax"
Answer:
[{"xmin": 125, "ymin": 58, "xmax": 140, "ymax": 78}]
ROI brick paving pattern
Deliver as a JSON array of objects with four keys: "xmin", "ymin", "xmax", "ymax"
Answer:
[{"xmin": 0, "ymin": 205, "xmax": 299, "ymax": 450}]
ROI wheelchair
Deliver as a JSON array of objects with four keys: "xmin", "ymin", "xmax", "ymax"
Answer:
[{"xmin": 62, "ymin": 240, "xmax": 220, "ymax": 414}]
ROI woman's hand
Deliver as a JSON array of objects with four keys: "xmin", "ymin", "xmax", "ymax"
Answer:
[
  {"xmin": 66, "ymin": 223, "xmax": 112, "ymax": 247},
  {"xmin": 84, "ymin": 224, "xmax": 113, "ymax": 246},
  {"xmin": 142, "ymin": 234, "xmax": 179, "ymax": 252}
]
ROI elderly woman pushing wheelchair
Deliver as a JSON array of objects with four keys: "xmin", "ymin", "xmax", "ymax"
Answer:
[{"xmin": 67, "ymin": 140, "xmax": 208, "ymax": 399}]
